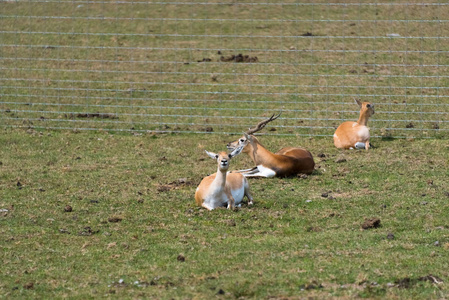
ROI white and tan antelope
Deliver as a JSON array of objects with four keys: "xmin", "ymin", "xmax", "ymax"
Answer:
[
  {"xmin": 333, "ymin": 99, "xmax": 375, "ymax": 150},
  {"xmin": 227, "ymin": 114, "xmax": 315, "ymax": 177},
  {"xmin": 195, "ymin": 146, "xmax": 254, "ymax": 210}
]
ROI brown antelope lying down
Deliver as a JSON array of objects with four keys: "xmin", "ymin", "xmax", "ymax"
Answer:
[
  {"xmin": 227, "ymin": 114, "xmax": 315, "ymax": 177},
  {"xmin": 333, "ymin": 99, "xmax": 375, "ymax": 150},
  {"xmin": 195, "ymin": 146, "xmax": 254, "ymax": 210}
]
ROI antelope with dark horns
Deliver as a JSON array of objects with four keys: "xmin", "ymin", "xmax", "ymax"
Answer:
[
  {"xmin": 227, "ymin": 114, "xmax": 315, "ymax": 177},
  {"xmin": 195, "ymin": 146, "xmax": 254, "ymax": 210},
  {"xmin": 333, "ymin": 99, "xmax": 375, "ymax": 150}
]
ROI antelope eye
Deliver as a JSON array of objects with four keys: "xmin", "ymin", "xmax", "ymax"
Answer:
[
  {"xmin": 239, "ymin": 139, "xmax": 245, "ymax": 143},
  {"xmin": 366, "ymin": 104, "xmax": 371, "ymax": 108}
]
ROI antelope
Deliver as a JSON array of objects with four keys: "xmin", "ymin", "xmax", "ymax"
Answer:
[
  {"xmin": 195, "ymin": 146, "xmax": 254, "ymax": 210},
  {"xmin": 227, "ymin": 114, "xmax": 315, "ymax": 177},
  {"xmin": 333, "ymin": 99, "xmax": 375, "ymax": 150}
]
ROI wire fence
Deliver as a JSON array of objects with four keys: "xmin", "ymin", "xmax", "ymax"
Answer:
[{"xmin": 1, "ymin": 0, "xmax": 448, "ymax": 138}]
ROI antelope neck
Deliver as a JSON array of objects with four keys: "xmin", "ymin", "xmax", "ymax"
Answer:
[
  {"xmin": 249, "ymin": 140, "xmax": 272, "ymax": 165},
  {"xmin": 215, "ymin": 168, "xmax": 227, "ymax": 187},
  {"xmin": 357, "ymin": 113, "xmax": 369, "ymax": 126}
]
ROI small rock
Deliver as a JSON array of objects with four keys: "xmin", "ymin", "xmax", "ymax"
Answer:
[
  {"xmin": 226, "ymin": 219, "xmax": 236, "ymax": 226},
  {"xmin": 395, "ymin": 277, "xmax": 412, "ymax": 288},
  {"xmin": 434, "ymin": 241, "xmax": 440, "ymax": 247},
  {"xmin": 177, "ymin": 254, "xmax": 185, "ymax": 262},
  {"xmin": 307, "ymin": 226, "xmax": 322, "ymax": 232},
  {"xmin": 321, "ymin": 192, "xmax": 328, "ymax": 198},
  {"xmin": 302, "ymin": 32, "xmax": 314, "ymax": 36},
  {"xmin": 298, "ymin": 174, "xmax": 308, "ymax": 179},
  {"xmin": 23, "ymin": 282, "xmax": 34, "ymax": 290},
  {"xmin": 217, "ymin": 288, "xmax": 225, "ymax": 295},
  {"xmin": 78, "ymin": 227, "xmax": 99, "ymax": 236},
  {"xmin": 387, "ymin": 233, "xmax": 395, "ymax": 240},
  {"xmin": 335, "ymin": 158, "xmax": 347, "ymax": 163},
  {"xmin": 317, "ymin": 153, "xmax": 326, "ymax": 158},
  {"xmin": 64, "ymin": 205, "xmax": 73, "ymax": 212},
  {"xmin": 108, "ymin": 217, "xmax": 122, "ymax": 223},
  {"xmin": 362, "ymin": 217, "xmax": 381, "ymax": 230},
  {"xmin": 305, "ymin": 200, "xmax": 312, "ymax": 203}
]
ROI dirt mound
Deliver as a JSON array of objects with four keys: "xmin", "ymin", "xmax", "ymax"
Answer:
[{"xmin": 220, "ymin": 53, "xmax": 258, "ymax": 63}]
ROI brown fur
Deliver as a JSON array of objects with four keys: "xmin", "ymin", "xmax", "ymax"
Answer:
[
  {"xmin": 195, "ymin": 148, "xmax": 253, "ymax": 210},
  {"xmin": 228, "ymin": 135, "xmax": 315, "ymax": 177},
  {"xmin": 194, "ymin": 172, "xmax": 245, "ymax": 207},
  {"xmin": 334, "ymin": 100, "xmax": 375, "ymax": 150}
]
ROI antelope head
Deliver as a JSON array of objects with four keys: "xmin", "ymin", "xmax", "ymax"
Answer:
[
  {"xmin": 227, "ymin": 113, "xmax": 281, "ymax": 152},
  {"xmin": 205, "ymin": 146, "xmax": 244, "ymax": 172},
  {"xmin": 355, "ymin": 98, "xmax": 375, "ymax": 117},
  {"xmin": 354, "ymin": 98, "xmax": 375, "ymax": 126}
]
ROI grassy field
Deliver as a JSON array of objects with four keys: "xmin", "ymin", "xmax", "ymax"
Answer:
[
  {"xmin": 2, "ymin": 1, "xmax": 448, "ymax": 137},
  {"xmin": 1, "ymin": 128, "xmax": 449, "ymax": 299},
  {"xmin": 1, "ymin": 1, "xmax": 448, "ymax": 298}
]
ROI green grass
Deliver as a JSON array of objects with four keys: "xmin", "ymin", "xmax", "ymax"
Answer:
[
  {"xmin": 1, "ymin": 128, "xmax": 449, "ymax": 299},
  {"xmin": 1, "ymin": 1, "xmax": 448, "ymax": 297},
  {"xmin": 1, "ymin": 1, "xmax": 448, "ymax": 136}
]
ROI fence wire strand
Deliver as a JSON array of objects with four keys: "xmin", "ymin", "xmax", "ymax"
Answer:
[{"xmin": 1, "ymin": 1, "xmax": 448, "ymax": 138}]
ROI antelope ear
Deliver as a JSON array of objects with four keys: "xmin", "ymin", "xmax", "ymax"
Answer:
[
  {"xmin": 205, "ymin": 150, "xmax": 218, "ymax": 160},
  {"xmin": 354, "ymin": 98, "xmax": 362, "ymax": 108},
  {"xmin": 229, "ymin": 146, "xmax": 243, "ymax": 158},
  {"xmin": 243, "ymin": 132, "xmax": 252, "ymax": 141}
]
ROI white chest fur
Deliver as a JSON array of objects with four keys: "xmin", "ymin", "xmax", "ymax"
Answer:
[
  {"xmin": 202, "ymin": 178, "xmax": 245, "ymax": 210},
  {"xmin": 355, "ymin": 125, "xmax": 370, "ymax": 142}
]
